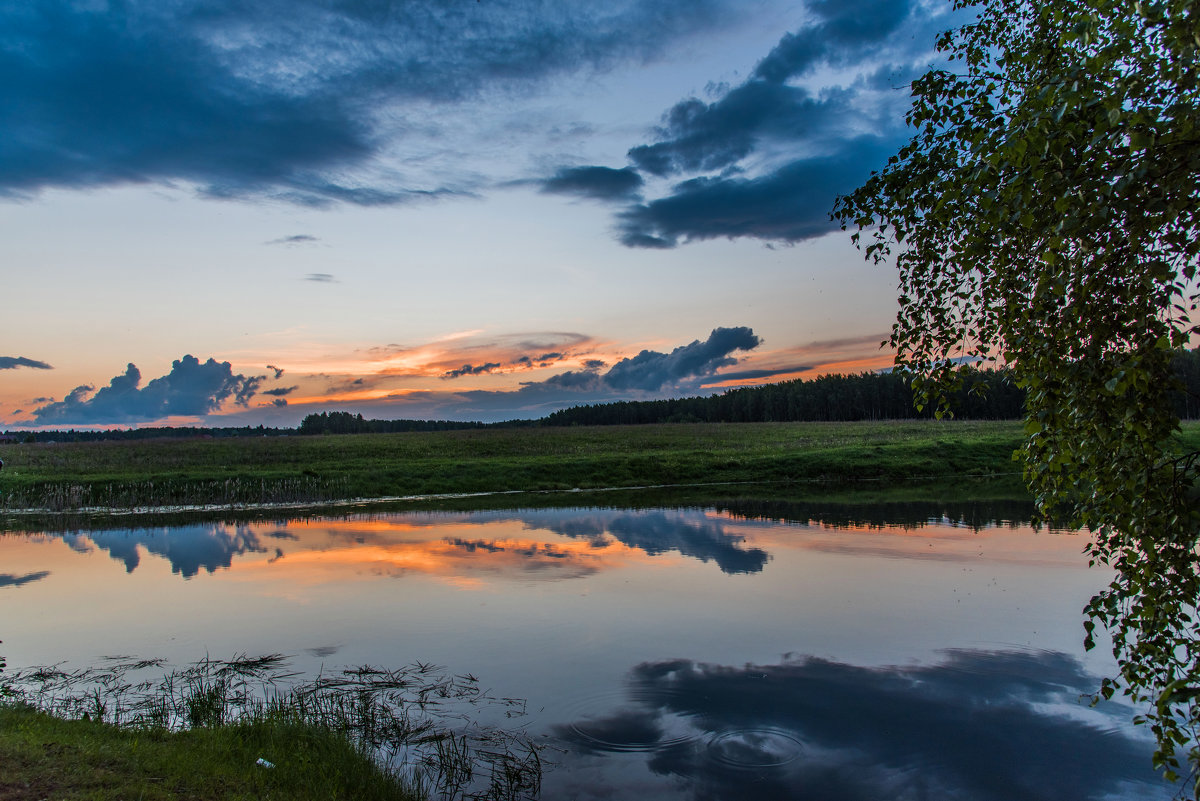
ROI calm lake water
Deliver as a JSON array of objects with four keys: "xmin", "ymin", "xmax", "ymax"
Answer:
[{"xmin": 0, "ymin": 499, "xmax": 1177, "ymax": 800}]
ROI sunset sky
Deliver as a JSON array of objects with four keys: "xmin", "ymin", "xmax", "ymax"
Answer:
[{"xmin": 0, "ymin": 0, "xmax": 966, "ymax": 427}]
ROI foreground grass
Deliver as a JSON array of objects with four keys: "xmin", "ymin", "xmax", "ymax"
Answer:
[
  {"xmin": 0, "ymin": 656, "xmax": 541, "ymax": 801},
  {"xmin": 0, "ymin": 704, "xmax": 416, "ymax": 801},
  {"xmin": 0, "ymin": 421, "xmax": 1032, "ymax": 512}
]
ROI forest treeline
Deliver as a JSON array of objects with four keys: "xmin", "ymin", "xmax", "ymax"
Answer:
[
  {"xmin": 543, "ymin": 349, "xmax": 1200, "ymax": 426},
  {"xmin": 295, "ymin": 413, "xmax": 503, "ymax": 435},
  {"xmin": 543, "ymin": 368, "xmax": 1022, "ymax": 425},
  {"xmin": 9, "ymin": 351, "xmax": 1200, "ymax": 441}
]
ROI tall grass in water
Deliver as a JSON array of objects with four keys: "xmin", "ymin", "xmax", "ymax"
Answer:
[{"xmin": 1, "ymin": 653, "xmax": 543, "ymax": 800}]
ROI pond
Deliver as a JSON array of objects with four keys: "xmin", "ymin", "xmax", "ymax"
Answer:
[{"xmin": 0, "ymin": 498, "xmax": 1176, "ymax": 800}]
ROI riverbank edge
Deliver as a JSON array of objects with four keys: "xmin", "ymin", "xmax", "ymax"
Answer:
[{"xmin": 0, "ymin": 703, "xmax": 419, "ymax": 801}]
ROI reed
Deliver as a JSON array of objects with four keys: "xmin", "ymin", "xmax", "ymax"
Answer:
[{"xmin": 1, "ymin": 654, "xmax": 543, "ymax": 801}]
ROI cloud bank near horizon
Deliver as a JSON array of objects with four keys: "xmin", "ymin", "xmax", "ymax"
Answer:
[
  {"xmin": 31, "ymin": 355, "xmax": 265, "ymax": 425},
  {"xmin": 18, "ymin": 327, "xmax": 771, "ymax": 426}
]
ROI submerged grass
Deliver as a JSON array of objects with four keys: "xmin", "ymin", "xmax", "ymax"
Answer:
[
  {"xmin": 0, "ymin": 421, "xmax": 1034, "ymax": 514},
  {"xmin": 0, "ymin": 655, "xmax": 543, "ymax": 801}
]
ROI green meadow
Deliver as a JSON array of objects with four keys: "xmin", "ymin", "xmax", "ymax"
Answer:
[{"xmin": 0, "ymin": 421, "xmax": 1035, "ymax": 513}]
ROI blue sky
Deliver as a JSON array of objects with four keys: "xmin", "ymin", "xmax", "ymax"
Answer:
[{"xmin": 0, "ymin": 0, "xmax": 964, "ymax": 426}]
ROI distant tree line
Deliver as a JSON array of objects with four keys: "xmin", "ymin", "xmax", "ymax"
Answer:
[
  {"xmin": 8, "ymin": 351, "xmax": 1200, "ymax": 441},
  {"xmin": 295, "ymin": 411, "xmax": 504, "ymax": 435},
  {"xmin": 541, "ymin": 368, "xmax": 1025, "ymax": 426},
  {"xmin": 543, "ymin": 350, "xmax": 1200, "ymax": 426}
]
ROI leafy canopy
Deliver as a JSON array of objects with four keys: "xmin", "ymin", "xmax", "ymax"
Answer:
[{"xmin": 835, "ymin": 0, "xmax": 1200, "ymax": 789}]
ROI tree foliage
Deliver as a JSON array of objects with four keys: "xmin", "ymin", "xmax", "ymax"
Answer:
[{"xmin": 834, "ymin": 0, "xmax": 1200, "ymax": 788}]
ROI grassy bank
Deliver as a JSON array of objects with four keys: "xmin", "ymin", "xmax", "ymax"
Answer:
[
  {"xmin": 0, "ymin": 704, "xmax": 417, "ymax": 801},
  {"xmin": 0, "ymin": 655, "xmax": 541, "ymax": 801},
  {"xmin": 0, "ymin": 420, "xmax": 1031, "ymax": 512}
]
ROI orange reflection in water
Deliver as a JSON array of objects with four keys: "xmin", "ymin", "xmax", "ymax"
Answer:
[{"xmin": 226, "ymin": 516, "xmax": 671, "ymax": 590}]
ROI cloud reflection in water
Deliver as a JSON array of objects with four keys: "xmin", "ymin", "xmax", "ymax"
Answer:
[
  {"xmin": 46, "ymin": 508, "xmax": 772, "ymax": 582},
  {"xmin": 63, "ymin": 524, "xmax": 267, "ymax": 578},
  {"xmin": 552, "ymin": 649, "xmax": 1169, "ymax": 801}
]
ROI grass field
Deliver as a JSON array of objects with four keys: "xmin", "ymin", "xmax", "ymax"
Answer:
[
  {"xmin": 0, "ymin": 421, "xmax": 1030, "ymax": 513},
  {"xmin": 3, "ymin": 419, "xmax": 1198, "ymax": 514}
]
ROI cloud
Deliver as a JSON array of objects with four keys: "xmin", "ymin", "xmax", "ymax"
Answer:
[
  {"xmin": 0, "ymin": 356, "xmax": 53, "ymax": 370},
  {"xmin": 529, "ymin": 326, "xmax": 760, "ymax": 393},
  {"xmin": 705, "ymin": 364, "xmax": 812, "ymax": 382},
  {"xmin": 540, "ymin": 166, "xmax": 643, "ymax": 201},
  {"xmin": 536, "ymin": 0, "xmax": 963, "ymax": 248},
  {"xmin": 211, "ymin": 326, "xmax": 765, "ymax": 424},
  {"xmin": 267, "ymin": 365, "xmax": 285, "ymax": 379},
  {"xmin": 0, "ymin": 0, "xmax": 742, "ymax": 204},
  {"xmin": 305, "ymin": 273, "xmax": 337, "ymax": 283},
  {"xmin": 442, "ymin": 363, "xmax": 502, "ymax": 379},
  {"xmin": 265, "ymin": 234, "xmax": 318, "ymax": 246},
  {"xmin": 620, "ymin": 140, "xmax": 894, "ymax": 247},
  {"xmin": 32, "ymin": 355, "xmax": 262, "ymax": 424},
  {"xmin": 262, "ymin": 386, "xmax": 298, "ymax": 397},
  {"xmin": 554, "ymin": 649, "xmax": 1166, "ymax": 801}
]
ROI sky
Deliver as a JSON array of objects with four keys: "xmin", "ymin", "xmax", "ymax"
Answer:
[{"xmin": 0, "ymin": 0, "xmax": 968, "ymax": 427}]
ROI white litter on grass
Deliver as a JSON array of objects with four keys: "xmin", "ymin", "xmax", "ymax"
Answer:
[{"xmin": 255, "ymin": 757, "xmax": 276, "ymax": 769}]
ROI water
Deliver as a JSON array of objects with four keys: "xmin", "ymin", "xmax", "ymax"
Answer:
[{"xmin": 0, "ymin": 500, "xmax": 1176, "ymax": 800}]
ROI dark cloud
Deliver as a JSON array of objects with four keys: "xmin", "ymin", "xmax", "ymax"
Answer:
[
  {"xmin": 271, "ymin": 398, "xmax": 288, "ymax": 407},
  {"xmin": 0, "ymin": 571, "xmax": 51, "ymax": 588},
  {"xmin": 541, "ymin": 166, "xmax": 643, "ymax": 201},
  {"xmin": 234, "ymin": 375, "xmax": 266, "ymax": 407},
  {"xmin": 622, "ymin": 135, "xmax": 896, "ymax": 248},
  {"xmin": 554, "ymin": 650, "xmax": 1169, "ymax": 801},
  {"xmin": 442, "ymin": 363, "xmax": 502, "ymax": 380},
  {"xmin": 262, "ymin": 386, "xmax": 298, "ymax": 397},
  {"xmin": 0, "ymin": 0, "xmax": 741, "ymax": 203},
  {"xmin": 32, "ymin": 355, "xmax": 261, "ymax": 424},
  {"xmin": 0, "ymin": 356, "xmax": 52, "ymax": 370},
  {"xmin": 305, "ymin": 273, "xmax": 337, "ymax": 283},
  {"xmin": 752, "ymin": 0, "xmax": 918, "ymax": 83},
  {"xmin": 627, "ymin": 82, "xmax": 855, "ymax": 179},
  {"xmin": 705, "ymin": 364, "xmax": 812, "ymax": 382},
  {"xmin": 584, "ymin": 0, "xmax": 965, "ymax": 248},
  {"xmin": 267, "ymin": 365, "xmax": 285, "ymax": 379},
  {"xmin": 265, "ymin": 234, "xmax": 318, "ymax": 246},
  {"xmin": 569, "ymin": 326, "xmax": 760, "ymax": 392}
]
